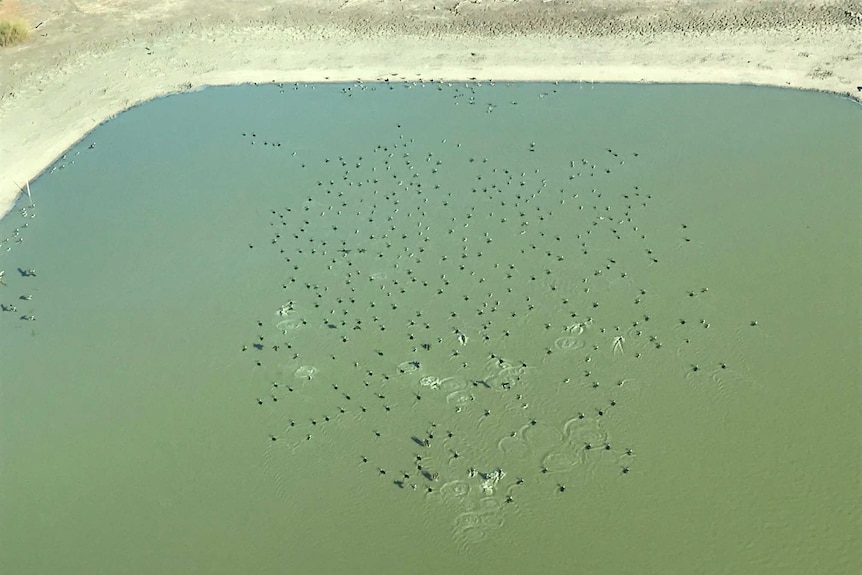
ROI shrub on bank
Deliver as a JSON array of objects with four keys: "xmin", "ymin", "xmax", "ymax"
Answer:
[{"xmin": 0, "ymin": 18, "xmax": 30, "ymax": 47}]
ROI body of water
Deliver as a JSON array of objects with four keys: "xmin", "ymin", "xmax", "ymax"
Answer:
[{"xmin": 0, "ymin": 82, "xmax": 859, "ymax": 574}]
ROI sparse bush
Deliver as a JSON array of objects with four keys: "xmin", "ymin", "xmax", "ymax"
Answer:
[{"xmin": 0, "ymin": 18, "xmax": 30, "ymax": 47}]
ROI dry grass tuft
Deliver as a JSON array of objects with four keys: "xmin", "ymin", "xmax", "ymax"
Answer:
[
  {"xmin": 0, "ymin": 0, "xmax": 30, "ymax": 47},
  {"xmin": 0, "ymin": 18, "xmax": 30, "ymax": 46}
]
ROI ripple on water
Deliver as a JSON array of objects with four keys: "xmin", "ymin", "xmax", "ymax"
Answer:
[
  {"xmin": 479, "ymin": 510, "xmax": 505, "ymax": 530},
  {"xmin": 477, "ymin": 495, "xmax": 504, "ymax": 514},
  {"xmin": 453, "ymin": 510, "xmax": 482, "ymax": 530},
  {"xmin": 294, "ymin": 365, "xmax": 318, "ymax": 380},
  {"xmin": 262, "ymin": 438, "xmax": 297, "ymax": 501},
  {"xmin": 453, "ymin": 511, "xmax": 488, "ymax": 547},
  {"xmin": 277, "ymin": 317, "xmax": 304, "ymax": 333},
  {"xmin": 420, "ymin": 375, "xmax": 465, "ymax": 392},
  {"xmin": 446, "ymin": 389, "xmax": 475, "ymax": 407},
  {"xmin": 563, "ymin": 416, "xmax": 608, "ymax": 447},
  {"xmin": 438, "ymin": 376, "xmax": 468, "ymax": 392},
  {"xmin": 488, "ymin": 364, "xmax": 533, "ymax": 391},
  {"xmin": 497, "ymin": 433, "xmax": 530, "ymax": 458},
  {"xmin": 398, "ymin": 360, "xmax": 421, "ymax": 374},
  {"xmin": 554, "ymin": 335, "xmax": 586, "ymax": 351},
  {"xmin": 452, "ymin": 499, "xmax": 505, "ymax": 546},
  {"xmin": 440, "ymin": 480, "xmax": 471, "ymax": 502},
  {"xmin": 542, "ymin": 449, "xmax": 579, "ymax": 472},
  {"xmin": 710, "ymin": 365, "xmax": 754, "ymax": 389},
  {"xmin": 523, "ymin": 422, "xmax": 564, "ymax": 452},
  {"xmin": 419, "ymin": 375, "xmax": 439, "ymax": 388}
]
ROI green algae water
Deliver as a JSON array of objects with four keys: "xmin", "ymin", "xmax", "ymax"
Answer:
[{"xmin": 1, "ymin": 82, "xmax": 859, "ymax": 574}]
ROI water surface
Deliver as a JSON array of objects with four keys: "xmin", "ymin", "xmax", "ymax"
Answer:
[{"xmin": 0, "ymin": 82, "xmax": 859, "ymax": 574}]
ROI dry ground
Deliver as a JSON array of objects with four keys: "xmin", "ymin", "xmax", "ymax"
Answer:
[{"xmin": 0, "ymin": 0, "xmax": 860, "ymax": 217}]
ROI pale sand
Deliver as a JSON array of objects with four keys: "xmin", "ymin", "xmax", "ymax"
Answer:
[{"xmin": 0, "ymin": 0, "xmax": 860, "ymax": 220}]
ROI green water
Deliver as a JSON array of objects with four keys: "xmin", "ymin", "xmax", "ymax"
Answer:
[{"xmin": 0, "ymin": 82, "xmax": 859, "ymax": 574}]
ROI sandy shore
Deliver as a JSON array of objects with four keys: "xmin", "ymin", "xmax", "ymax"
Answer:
[{"xmin": 0, "ymin": 0, "xmax": 859, "ymax": 220}]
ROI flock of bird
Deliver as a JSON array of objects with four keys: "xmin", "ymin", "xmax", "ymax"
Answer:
[
  {"xmin": 0, "ymin": 80, "xmax": 759, "ymax": 546},
  {"xmin": 1, "ymin": 140, "xmax": 102, "ymax": 323},
  {"xmin": 0, "ymin": 194, "xmax": 38, "ymax": 321},
  {"xmin": 233, "ymin": 81, "xmax": 757, "ymax": 546},
  {"xmin": 0, "ymin": 141, "xmax": 94, "ymax": 321}
]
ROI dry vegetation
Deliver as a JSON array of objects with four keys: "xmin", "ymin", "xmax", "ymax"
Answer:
[
  {"xmin": 0, "ymin": 20, "xmax": 30, "ymax": 46},
  {"xmin": 0, "ymin": 0, "xmax": 30, "ymax": 47}
]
